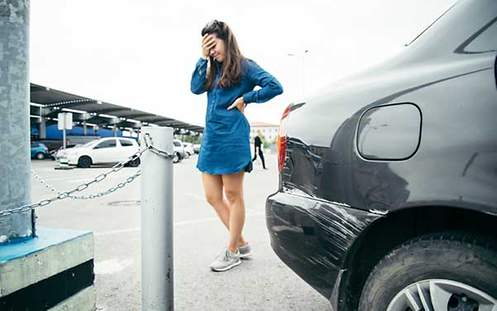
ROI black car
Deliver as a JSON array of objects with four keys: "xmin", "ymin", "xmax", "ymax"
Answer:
[{"xmin": 266, "ymin": 1, "xmax": 497, "ymax": 310}]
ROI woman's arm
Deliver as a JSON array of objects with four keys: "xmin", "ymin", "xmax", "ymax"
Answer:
[
  {"xmin": 190, "ymin": 58, "xmax": 209, "ymax": 95},
  {"xmin": 242, "ymin": 60, "xmax": 283, "ymax": 104},
  {"xmin": 191, "ymin": 34, "xmax": 216, "ymax": 95}
]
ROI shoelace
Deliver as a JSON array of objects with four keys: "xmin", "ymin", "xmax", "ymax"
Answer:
[
  {"xmin": 223, "ymin": 250, "xmax": 231, "ymax": 261},
  {"xmin": 214, "ymin": 248, "xmax": 239, "ymax": 262},
  {"xmin": 213, "ymin": 249, "xmax": 229, "ymax": 262},
  {"xmin": 223, "ymin": 249, "xmax": 239, "ymax": 261}
]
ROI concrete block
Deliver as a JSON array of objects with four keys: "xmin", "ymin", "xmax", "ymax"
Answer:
[
  {"xmin": 0, "ymin": 227, "xmax": 95, "ymax": 309},
  {"xmin": 48, "ymin": 286, "xmax": 96, "ymax": 311}
]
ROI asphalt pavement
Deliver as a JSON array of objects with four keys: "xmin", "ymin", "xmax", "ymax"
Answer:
[{"xmin": 31, "ymin": 153, "xmax": 331, "ymax": 311}]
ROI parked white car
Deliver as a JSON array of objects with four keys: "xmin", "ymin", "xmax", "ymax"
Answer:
[
  {"xmin": 193, "ymin": 144, "xmax": 201, "ymax": 154},
  {"xmin": 57, "ymin": 137, "xmax": 141, "ymax": 168},
  {"xmin": 182, "ymin": 142, "xmax": 194, "ymax": 157},
  {"xmin": 173, "ymin": 139, "xmax": 185, "ymax": 163}
]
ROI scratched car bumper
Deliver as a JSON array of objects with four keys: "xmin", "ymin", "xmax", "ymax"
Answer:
[{"xmin": 265, "ymin": 191, "xmax": 381, "ymax": 301}]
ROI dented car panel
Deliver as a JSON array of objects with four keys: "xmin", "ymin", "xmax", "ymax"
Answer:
[{"xmin": 266, "ymin": 192, "xmax": 382, "ymax": 298}]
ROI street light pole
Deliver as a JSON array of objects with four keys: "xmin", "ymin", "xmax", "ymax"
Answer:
[
  {"xmin": 287, "ymin": 49, "xmax": 309, "ymax": 103},
  {"xmin": 0, "ymin": 0, "xmax": 32, "ymax": 242}
]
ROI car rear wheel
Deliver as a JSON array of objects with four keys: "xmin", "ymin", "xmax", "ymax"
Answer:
[
  {"xmin": 35, "ymin": 152, "xmax": 45, "ymax": 160},
  {"xmin": 128, "ymin": 158, "xmax": 140, "ymax": 167},
  {"xmin": 77, "ymin": 156, "xmax": 92, "ymax": 168},
  {"xmin": 358, "ymin": 232, "xmax": 497, "ymax": 311},
  {"xmin": 173, "ymin": 152, "xmax": 180, "ymax": 163}
]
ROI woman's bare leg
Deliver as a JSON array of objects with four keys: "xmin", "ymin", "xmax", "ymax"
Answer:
[
  {"xmin": 201, "ymin": 173, "xmax": 246, "ymax": 246},
  {"xmin": 222, "ymin": 171, "xmax": 246, "ymax": 253}
]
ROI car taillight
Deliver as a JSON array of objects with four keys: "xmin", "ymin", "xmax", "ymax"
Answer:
[{"xmin": 277, "ymin": 105, "xmax": 291, "ymax": 172}]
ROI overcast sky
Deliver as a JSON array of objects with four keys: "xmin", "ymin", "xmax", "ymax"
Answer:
[{"xmin": 30, "ymin": 0, "xmax": 456, "ymax": 127}]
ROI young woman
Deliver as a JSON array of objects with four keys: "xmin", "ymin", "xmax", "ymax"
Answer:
[{"xmin": 190, "ymin": 20, "xmax": 283, "ymax": 272}]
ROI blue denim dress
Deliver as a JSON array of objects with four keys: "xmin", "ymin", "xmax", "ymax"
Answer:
[{"xmin": 191, "ymin": 58, "xmax": 283, "ymax": 175}]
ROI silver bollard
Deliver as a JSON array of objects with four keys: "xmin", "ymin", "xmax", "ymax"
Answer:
[{"xmin": 141, "ymin": 126, "xmax": 174, "ymax": 311}]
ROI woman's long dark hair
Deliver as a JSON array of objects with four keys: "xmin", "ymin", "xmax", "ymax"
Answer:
[{"xmin": 201, "ymin": 20, "xmax": 244, "ymax": 89}]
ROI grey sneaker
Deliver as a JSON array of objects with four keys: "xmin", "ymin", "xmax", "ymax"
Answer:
[
  {"xmin": 210, "ymin": 249, "xmax": 242, "ymax": 272},
  {"xmin": 239, "ymin": 243, "xmax": 252, "ymax": 259}
]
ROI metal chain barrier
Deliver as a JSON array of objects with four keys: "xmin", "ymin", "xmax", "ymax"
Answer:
[
  {"xmin": 68, "ymin": 169, "xmax": 142, "ymax": 200},
  {"xmin": 0, "ymin": 134, "xmax": 175, "ymax": 218},
  {"xmin": 143, "ymin": 133, "xmax": 176, "ymax": 160}
]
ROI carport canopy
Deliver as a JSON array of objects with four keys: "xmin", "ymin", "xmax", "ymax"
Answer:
[{"xmin": 30, "ymin": 83, "xmax": 204, "ymax": 134}]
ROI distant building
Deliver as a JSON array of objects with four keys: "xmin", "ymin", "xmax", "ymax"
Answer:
[{"xmin": 250, "ymin": 122, "xmax": 279, "ymax": 143}]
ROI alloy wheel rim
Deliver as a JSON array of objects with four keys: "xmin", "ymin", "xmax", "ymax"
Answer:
[{"xmin": 386, "ymin": 279, "xmax": 497, "ymax": 311}]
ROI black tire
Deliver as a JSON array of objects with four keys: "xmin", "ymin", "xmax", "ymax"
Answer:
[
  {"xmin": 35, "ymin": 152, "xmax": 45, "ymax": 160},
  {"xmin": 173, "ymin": 152, "xmax": 180, "ymax": 163},
  {"xmin": 77, "ymin": 156, "xmax": 92, "ymax": 168},
  {"xmin": 129, "ymin": 158, "xmax": 140, "ymax": 167},
  {"xmin": 358, "ymin": 232, "xmax": 497, "ymax": 311}
]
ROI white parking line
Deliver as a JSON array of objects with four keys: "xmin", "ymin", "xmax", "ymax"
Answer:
[
  {"xmin": 94, "ymin": 227, "xmax": 139, "ymax": 236},
  {"xmin": 94, "ymin": 212, "xmax": 265, "ymax": 237},
  {"xmin": 38, "ymin": 177, "xmax": 93, "ymax": 183},
  {"xmin": 183, "ymin": 192, "xmax": 205, "ymax": 201},
  {"xmin": 94, "ymin": 217, "xmax": 218, "ymax": 237},
  {"xmin": 94, "ymin": 258, "xmax": 134, "ymax": 275}
]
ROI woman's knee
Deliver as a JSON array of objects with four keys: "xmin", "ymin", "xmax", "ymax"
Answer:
[
  {"xmin": 205, "ymin": 193, "xmax": 223, "ymax": 206},
  {"xmin": 224, "ymin": 189, "xmax": 243, "ymax": 204}
]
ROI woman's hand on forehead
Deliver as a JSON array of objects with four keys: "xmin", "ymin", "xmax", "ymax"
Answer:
[{"xmin": 202, "ymin": 34, "xmax": 216, "ymax": 59}]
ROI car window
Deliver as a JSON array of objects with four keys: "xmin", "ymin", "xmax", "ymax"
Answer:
[
  {"xmin": 173, "ymin": 141, "xmax": 181, "ymax": 147},
  {"xmin": 94, "ymin": 139, "xmax": 116, "ymax": 149},
  {"xmin": 82, "ymin": 141, "xmax": 97, "ymax": 147},
  {"xmin": 463, "ymin": 19, "xmax": 497, "ymax": 53},
  {"xmin": 120, "ymin": 139, "xmax": 134, "ymax": 147}
]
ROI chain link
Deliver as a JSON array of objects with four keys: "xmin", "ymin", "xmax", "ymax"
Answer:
[
  {"xmin": 142, "ymin": 133, "xmax": 176, "ymax": 160},
  {"xmin": 0, "ymin": 134, "xmax": 174, "ymax": 218},
  {"xmin": 68, "ymin": 169, "xmax": 142, "ymax": 200}
]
